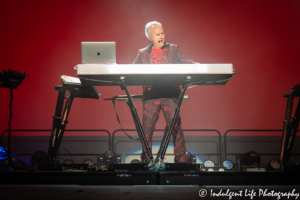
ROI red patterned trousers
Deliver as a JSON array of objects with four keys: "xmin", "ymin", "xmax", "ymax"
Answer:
[{"xmin": 141, "ymin": 98, "xmax": 187, "ymax": 163}]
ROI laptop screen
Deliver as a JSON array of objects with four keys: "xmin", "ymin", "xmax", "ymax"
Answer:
[{"xmin": 81, "ymin": 42, "xmax": 116, "ymax": 64}]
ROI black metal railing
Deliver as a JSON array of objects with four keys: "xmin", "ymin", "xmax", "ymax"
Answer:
[
  {"xmin": 1, "ymin": 129, "xmax": 111, "ymax": 150},
  {"xmin": 112, "ymin": 129, "xmax": 222, "ymax": 164},
  {"xmin": 3, "ymin": 128, "xmax": 300, "ymax": 167},
  {"xmin": 224, "ymin": 129, "xmax": 283, "ymax": 160}
]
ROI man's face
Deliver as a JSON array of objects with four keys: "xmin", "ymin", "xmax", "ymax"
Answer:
[{"xmin": 149, "ymin": 26, "xmax": 165, "ymax": 49}]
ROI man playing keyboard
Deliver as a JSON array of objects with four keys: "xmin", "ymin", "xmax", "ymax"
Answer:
[{"xmin": 133, "ymin": 21, "xmax": 199, "ymax": 163}]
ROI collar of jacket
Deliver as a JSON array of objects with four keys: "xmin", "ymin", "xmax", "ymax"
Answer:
[{"xmin": 146, "ymin": 42, "xmax": 170, "ymax": 53}]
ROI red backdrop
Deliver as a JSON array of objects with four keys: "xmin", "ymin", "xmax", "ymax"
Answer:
[{"xmin": 0, "ymin": 0, "xmax": 299, "ymax": 136}]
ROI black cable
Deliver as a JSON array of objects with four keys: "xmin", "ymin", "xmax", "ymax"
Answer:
[
  {"xmin": 6, "ymin": 84, "xmax": 13, "ymax": 166},
  {"xmin": 8, "ymin": 85, "xmax": 13, "ymax": 136},
  {"xmin": 56, "ymin": 156, "xmax": 66, "ymax": 164},
  {"xmin": 77, "ymin": 77, "xmax": 140, "ymax": 142},
  {"xmin": 58, "ymin": 149, "xmax": 75, "ymax": 163},
  {"xmin": 112, "ymin": 98, "xmax": 139, "ymax": 140}
]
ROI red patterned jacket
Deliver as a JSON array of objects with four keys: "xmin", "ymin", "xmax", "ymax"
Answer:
[
  {"xmin": 133, "ymin": 42, "xmax": 196, "ymax": 98},
  {"xmin": 133, "ymin": 42, "xmax": 196, "ymax": 64}
]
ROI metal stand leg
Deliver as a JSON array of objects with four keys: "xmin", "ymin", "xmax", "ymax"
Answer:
[
  {"xmin": 281, "ymin": 97, "xmax": 300, "ymax": 169},
  {"xmin": 280, "ymin": 93, "xmax": 294, "ymax": 168},
  {"xmin": 280, "ymin": 89, "xmax": 300, "ymax": 171},
  {"xmin": 48, "ymin": 86, "xmax": 74, "ymax": 163},
  {"xmin": 120, "ymin": 79, "xmax": 153, "ymax": 161},
  {"xmin": 6, "ymin": 84, "xmax": 13, "ymax": 166},
  {"xmin": 118, "ymin": 76, "xmax": 192, "ymax": 170},
  {"xmin": 155, "ymin": 76, "xmax": 191, "ymax": 167}
]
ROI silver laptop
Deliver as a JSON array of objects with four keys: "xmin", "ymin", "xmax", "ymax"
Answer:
[{"xmin": 81, "ymin": 42, "xmax": 116, "ymax": 64}]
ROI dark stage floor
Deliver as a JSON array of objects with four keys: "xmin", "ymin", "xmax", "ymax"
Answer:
[
  {"xmin": 1, "ymin": 185, "xmax": 300, "ymax": 200},
  {"xmin": 2, "ymin": 170, "xmax": 300, "ymax": 185},
  {"xmin": 2, "ymin": 169, "xmax": 300, "ymax": 200}
]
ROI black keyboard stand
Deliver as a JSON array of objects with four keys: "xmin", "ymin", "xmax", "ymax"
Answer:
[
  {"xmin": 155, "ymin": 76, "xmax": 191, "ymax": 167},
  {"xmin": 120, "ymin": 78, "xmax": 153, "ymax": 162},
  {"xmin": 48, "ymin": 84, "xmax": 99, "ymax": 163},
  {"xmin": 48, "ymin": 85, "xmax": 74, "ymax": 163},
  {"xmin": 119, "ymin": 76, "xmax": 192, "ymax": 170},
  {"xmin": 280, "ymin": 83, "xmax": 300, "ymax": 171}
]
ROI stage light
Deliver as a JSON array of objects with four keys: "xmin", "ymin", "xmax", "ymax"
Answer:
[
  {"xmin": 238, "ymin": 151, "xmax": 260, "ymax": 166},
  {"xmin": 218, "ymin": 168, "xmax": 225, "ymax": 172},
  {"xmin": 223, "ymin": 160, "xmax": 234, "ymax": 170},
  {"xmin": 97, "ymin": 151, "xmax": 121, "ymax": 166},
  {"xmin": 116, "ymin": 155, "xmax": 121, "ymax": 163},
  {"xmin": 200, "ymin": 160, "xmax": 229, "ymax": 172},
  {"xmin": 186, "ymin": 151, "xmax": 196, "ymax": 164},
  {"xmin": 201, "ymin": 166, "xmax": 226, "ymax": 172},
  {"xmin": 105, "ymin": 151, "xmax": 114, "ymax": 159},
  {"xmin": 237, "ymin": 151, "xmax": 261, "ymax": 171},
  {"xmin": 0, "ymin": 146, "xmax": 14, "ymax": 160},
  {"xmin": 83, "ymin": 159, "xmax": 94, "ymax": 166},
  {"xmin": 204, "ymin": 160, "xmax": 215, "ymax": 168},
  {"xmin": 207, "ymin": 168, "xmax": 214, "ymax": 172},
  {"xmin": 98, "ymin": 155, "xmax": 104, "ymax": 165},
  {"xmin": 0, "ymin": 146, "xmax": 7, "ymax": 160},
  {"xmin": 0, "ymin": 146, "xmax": 15, "ymax": 167},
  {"xmin": 130, "ymin": 159, "xmax": 141, "ymax": 164},
  {"xmin": 62, "ymin": 159, "xmax": 74, "ymax": 165},
  {"xmin": 268, "ymin": 159, "xmax": 281, "ymax": 171}
]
